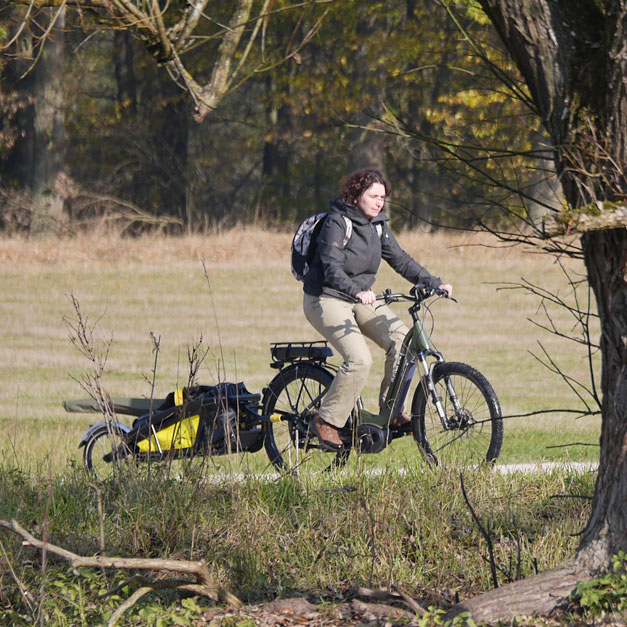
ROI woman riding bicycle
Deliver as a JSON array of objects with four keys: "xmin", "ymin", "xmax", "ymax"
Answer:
[{"xmin": 302, "ymin": 168, "xmax": 453, "ymax": 451}]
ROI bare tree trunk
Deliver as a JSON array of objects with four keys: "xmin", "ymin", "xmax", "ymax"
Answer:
[
  {"xmin": 448, "ymin": 228, "xmax": 627, "ymax": 624},
  {"xmin": 262, "ymin": 74, "xmax": 292, "ymax": 221},
  {"xmin": 113, "ymin": 31, "xmax": 137, "ymax": 114},
  {"xmin": 347, "ymin": 13, "xmax": 386, "ymax": 176},
  {"xmin": 478, "ymin": 0, "xmax": 627, "ymax": 562},
  {"xmin": 159, "ymin": 86, "xmax": 189, "ymax": 228},
  {"xmin": 30, "ymin": 7, "xmax": 67, "ymax": 237},
  {"xmin": 442, "ymin": 0, "xmax": 627, "ymax": 621},
  {"xmin": 349, "ymin": 116, "xmax": 385, "ymax": 173},
  {"xmin": 449, "ymin": 562, "xmax": 581, "ymax": 622},
  {"xmin": 577, "ymin": 228, "xmax": 627, "ymax": 569}
]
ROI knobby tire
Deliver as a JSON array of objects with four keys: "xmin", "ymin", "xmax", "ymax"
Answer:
[{"xmin": 412, "ymin": 361, "xmax": 503, "ymax": 466}]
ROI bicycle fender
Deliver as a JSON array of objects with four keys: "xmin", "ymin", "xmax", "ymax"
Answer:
[{"xmin": 78, "ymin": 422, "xmax": 131, "ymax": 448}]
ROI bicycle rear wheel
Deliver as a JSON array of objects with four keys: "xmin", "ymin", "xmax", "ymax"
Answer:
[
  {"xmin": 263, "ymin": 364, "xmax": 351, "ymax": 474},
  {"xmin": 412, "ymin": 361, "xmax": 503, "ymax": 466}
]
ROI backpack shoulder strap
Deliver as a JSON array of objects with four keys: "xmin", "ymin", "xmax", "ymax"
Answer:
[
  {"xmin": 341, "ymin": 216, "xmax": 352, "ymax": 247},
  {"xmin": 337, "ymin": 217, "xmax": 382, "ymax": 246}
]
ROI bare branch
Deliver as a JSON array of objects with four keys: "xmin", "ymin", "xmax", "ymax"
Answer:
[
  {"xmin": 496, "ymin": 262, "xmax": 602, "ymax": 416},
  {"xmin": 543, "ymin": 202, "xmax": 627, "ymax": 237},
  {"xmin": 108, "ymin": 0, "xmax": 155, "ymax": 35},
  {"xmin": 63, "ymin": 293, "xmax": 116, "ymax": 421},
  {"xmin": 1, "ymin": 0, "xmax": 37, "ymax": 50},
  {"xmin": 169, "ymin": 0, "xmax": 210, "ymax": 49},
  {"xmin": 529, "ymin": 341, "xmax": 596, "ymax": 411},
  {"xmin": 0, "ymin": 518, "xmax": 242, "ymax": 626},
  {"xmin": 0, "ymin": 535, "xmax": 36, "ymax": 615},
  {"xmin": 5, "ymin": 0, "xmax": 335, "ymax": 121},
  {"xmin": 349, "ymin": 585, "xmax": 427, "ymax": 616},
  {"xmin": 191, "ymin": 0, "xmax": 254, "ymax": 120},
  {"xmin": 460, "ymin": 473, "xmax": 499, "ymax": 589}
]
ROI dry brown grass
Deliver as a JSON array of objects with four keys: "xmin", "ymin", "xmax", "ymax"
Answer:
[
  {"xmin": 0, "ymin": 228, "xmax": 294, "ymax": 266},
  {"xmin": 0, "ymin": 227, "xmax": 554, "ymax": 266},
  {"xmin": 0, "ymin": 228, "xmax": 599, "ymax": 472}
]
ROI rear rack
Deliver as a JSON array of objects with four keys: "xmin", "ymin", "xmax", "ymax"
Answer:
[{"xmin": 270, "ymin": 341, "xmax": 333, "ymax": 367}]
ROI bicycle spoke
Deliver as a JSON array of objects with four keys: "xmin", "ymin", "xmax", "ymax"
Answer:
[
  {"xmin": 264, "ymin": 365, "xmax": 350, "ymax": 473},
  {"xmin": 413, "ymin": 362, "xmax": 503, "ymax": 466}
]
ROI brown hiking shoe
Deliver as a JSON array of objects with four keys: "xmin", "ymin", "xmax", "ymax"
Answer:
[
  {"xmin": 311, "ymin": 414, "xmax": 343, "ymax": 452},
  {"xmin": 391, "ymin": 413, "xmax": 412, "ymax": 429}
]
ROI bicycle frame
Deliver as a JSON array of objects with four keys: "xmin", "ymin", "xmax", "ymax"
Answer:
[{"xmin": 358, "ymin": 296, "xmax": 453, "ymax": 429}]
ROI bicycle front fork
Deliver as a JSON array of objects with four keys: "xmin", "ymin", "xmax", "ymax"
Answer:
[{"xmin": 418, "ymin": 353, "xmax": 461, "ymax": 430}]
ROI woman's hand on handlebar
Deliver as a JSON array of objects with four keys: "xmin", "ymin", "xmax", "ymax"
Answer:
[
  {"xmin": 438, "ymin": 283, "xmax": 453, "ymax": 298},
  {"xmin": 356, "ymin": 290, "xmax": 377, "ymax": 305}
]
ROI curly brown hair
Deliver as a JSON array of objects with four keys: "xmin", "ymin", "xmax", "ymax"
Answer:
[{"xmin": 339, "ymin": 169, "xmax": 391, "ymax": 206}]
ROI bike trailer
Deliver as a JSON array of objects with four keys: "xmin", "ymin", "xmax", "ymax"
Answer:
[
  {"xmin": 128, "ymin": 382, "xmax": 262, "ymax": 454},
  {"xmin": 69, "ymin": 382, "xmax": 264, "ymax": 457}
]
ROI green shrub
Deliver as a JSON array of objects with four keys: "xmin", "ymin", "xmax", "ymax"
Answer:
[{"xmin": 570, "ymin": 551, "xmax": 627, "ymax": 619}]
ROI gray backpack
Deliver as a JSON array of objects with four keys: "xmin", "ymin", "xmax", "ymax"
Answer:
[
  {"xmin": 290, "ymin": 213, "xmax": 353, "ymax": 281},
  {"xmin": 291, "ymin": 213, "xmax": 383, "ymax": 281}
]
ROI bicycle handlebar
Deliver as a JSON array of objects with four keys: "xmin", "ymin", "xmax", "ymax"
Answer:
[
  {"xmin": 328, "ymin": 284, "xmax": 456, "ymax": 306},
  {"xmin": 376, "ymin": 284, "xmax": 457, "ymax": 305}
]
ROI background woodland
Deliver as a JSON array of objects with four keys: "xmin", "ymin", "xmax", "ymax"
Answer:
[{"xmin": 0, "ymin": 0, "xmax": 559, "ymax": 235}]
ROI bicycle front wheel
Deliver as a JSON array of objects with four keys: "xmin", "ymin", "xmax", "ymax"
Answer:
[
  {"xmin": 263, "ymin": 364, "xmax": 351, "ymax": 474},
  {"xmin": 412, "ymin": 362, "xmax": 503, "ymax": 466}
]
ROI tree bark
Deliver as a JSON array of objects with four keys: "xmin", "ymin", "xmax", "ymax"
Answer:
[
  {"xmin": 447, "ymin": 0, "xmax": 627, "ymax": 621},
  {"xmin": 447, "ymin": 561, "xmax": 581, "ymax": 623},
  {"xmin": 578, "ymin": 228, "xmax": 627, "ymax": 569},
  {"xmin": 543, "ymin": 203, "xmax": 627, "ymax": 236},
  {"xmin": 479, "ymin": 0, "xmax": 626, "ymax": 206},
  {"xmin": 29, "ymin": 6, "xmax": 67, "ymax": 236}
]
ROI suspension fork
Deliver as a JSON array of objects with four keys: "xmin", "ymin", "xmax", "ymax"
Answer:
[
  {"xmin": 418, "ymin": 352, "xmax": 459, "ymax": 429},
  {"xmin": 407, "ymin": 312, "xmax": 455, "ymax": 429},
  {"xmin": 443, "ymin": 375, "xmax": 462, "ymax": 417}
]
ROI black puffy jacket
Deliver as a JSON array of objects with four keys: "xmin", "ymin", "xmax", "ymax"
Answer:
[{"xmin": 303, "ymin": 198, "xmax": 441, "ymax": 299}]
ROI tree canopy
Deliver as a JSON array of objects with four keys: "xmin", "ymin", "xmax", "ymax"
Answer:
[{"xmin": 0, "ymin": 0, "xmax": 551, "ymax": 233}]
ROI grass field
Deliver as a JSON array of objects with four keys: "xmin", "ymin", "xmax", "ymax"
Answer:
[
  {"xmin": 0, "ymin": 228, "xmax": 600, "ymax": 474},
  {"xmin": 0, "ymin": 229, "xmax": 606, "ymax": 625}
]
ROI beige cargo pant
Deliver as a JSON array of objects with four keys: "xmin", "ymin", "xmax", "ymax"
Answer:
[{"xmin": 303, "ymin": 293, "xmax": 408, "ymax": 428}]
